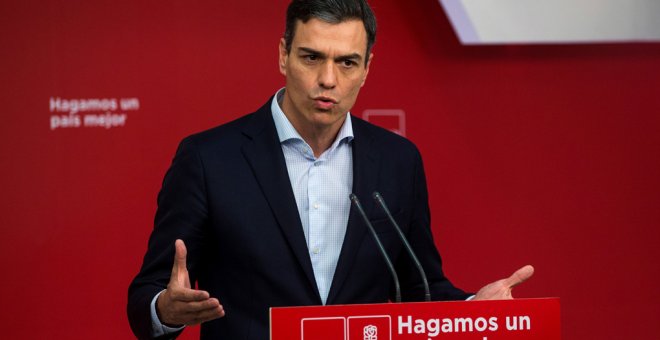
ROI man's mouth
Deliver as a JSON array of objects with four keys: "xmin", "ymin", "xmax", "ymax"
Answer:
[{"xmin": 313, "ymin": 96, "xmax": 337, "ymax": 110}]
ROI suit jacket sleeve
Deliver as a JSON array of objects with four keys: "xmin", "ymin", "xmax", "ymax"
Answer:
[
  {"xmin": 395, "ymin": 147, "xmax": 472, "ymax": 301},
  {"xmin": 127, "ymin": 137, "xmax": 209, "ymax": 340}
]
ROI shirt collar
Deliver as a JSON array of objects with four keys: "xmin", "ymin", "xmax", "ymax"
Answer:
[{"xmin": 271, "ymin": 87, "xmax": 354, "ymax": 146}]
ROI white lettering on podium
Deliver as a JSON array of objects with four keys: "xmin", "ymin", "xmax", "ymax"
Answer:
[
  {"xmin": 398, "ymin": 315, "xmax": 411, "ymax": 334},
  {"xmin": 398, "ymin": 315, "xmax": 499, "ymax": 337},
  {"xmin": 506, "ymin": 315, "xmax": 531, "ymax": 330}
]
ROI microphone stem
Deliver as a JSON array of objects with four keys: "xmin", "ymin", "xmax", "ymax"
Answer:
[
  {"xmin": 374, "ymin": 192, "xmax": 431, "ymax": 302},
  {"xmin": 350, "ymin": 194, "xmax": 401, "ymax": 303}
]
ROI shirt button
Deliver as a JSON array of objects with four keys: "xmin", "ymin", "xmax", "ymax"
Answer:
[
  {"xmin": 312, "ymin": 248, "xmax": 320, "ymax": 254},
  {"xmin": 313, "ymin": 203, "xmax": 319, "ymax": 209}
]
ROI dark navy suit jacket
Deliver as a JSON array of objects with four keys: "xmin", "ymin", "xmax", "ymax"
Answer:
[{"xmin": 128, "ymin": 98, "xmax": 469, "ymax": 339}]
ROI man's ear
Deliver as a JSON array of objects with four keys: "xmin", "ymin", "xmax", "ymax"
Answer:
[
  {"xmin": 361, "ymin": 52, "xmax": 374, "ymax": 87},
  {"xmin": 279, "ymin": 38, "xmax": 288, "ymax": 76}
]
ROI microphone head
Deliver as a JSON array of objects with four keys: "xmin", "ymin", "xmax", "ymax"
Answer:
[
  {"xmin": 372, "ymin": 191, "xmax": 382, "ymax": 201},
  {"xmin": 349, "ymin": 193, "xmax": 358, "ymax": 202}
]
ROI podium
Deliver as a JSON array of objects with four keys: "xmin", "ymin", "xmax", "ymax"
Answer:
[{"xmin": 271, "ymin": 298, "xmax": 560, "ymax": 340}]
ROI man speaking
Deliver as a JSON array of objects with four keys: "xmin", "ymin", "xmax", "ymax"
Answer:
[{"xmin": 128, "ymin": 0, "xmax": 534, "ymax": 339}]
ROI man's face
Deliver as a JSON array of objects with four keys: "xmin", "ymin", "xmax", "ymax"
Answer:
[{"xmin": 279, "ymin": 18, "xmax": 372, "ymax": 132}]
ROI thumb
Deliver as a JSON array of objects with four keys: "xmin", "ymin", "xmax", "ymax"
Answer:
[
  {"xmin": 503, "ymin": 265, "xmax": 534, "ymax": 289},
  {"xmin": 171, "ymin": 239, "xmax": 191, "ymax": 288}
]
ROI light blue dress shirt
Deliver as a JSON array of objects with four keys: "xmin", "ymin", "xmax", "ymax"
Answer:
[{"xmin": 271, "ymin": 89, "xmax": 354, "ymax": 304}]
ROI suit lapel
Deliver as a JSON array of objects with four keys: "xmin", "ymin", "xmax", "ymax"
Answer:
[
  {"xmin": 326, "ymin": 117, "xmax": 380, "ymax": 304},
  {"xmin": 240, "ymin": 101, "xmax": 321, "ymax": 303}
]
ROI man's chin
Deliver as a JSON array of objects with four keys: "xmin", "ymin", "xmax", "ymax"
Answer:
[{"xmin": 308, "ymin": 112, "xmax": 346, "ymax": 127}]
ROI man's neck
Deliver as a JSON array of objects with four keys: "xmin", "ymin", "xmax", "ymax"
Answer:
[{"xmin": 290, "ymin": 115, "xmax": 345, "ymax": 158}]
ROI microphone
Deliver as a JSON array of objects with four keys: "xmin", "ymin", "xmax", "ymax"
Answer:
[
  {"xmin": 373, "ymin": 192, "xmax": 431, "ymax": 302},
  {"xmin": 349, "ymin": 193, "xmax": 401, "ymax": 303}
]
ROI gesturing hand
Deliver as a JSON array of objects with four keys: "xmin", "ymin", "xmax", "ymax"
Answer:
[
  {"xmin": 473, "ymin": 265, "xmax": 534, "ymax": 301},
  {"xmin": 156, "ymin": 239, "xmax": 225, "ymax": 326}
]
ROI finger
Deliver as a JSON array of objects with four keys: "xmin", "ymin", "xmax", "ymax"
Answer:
[
  {"xmin": 170, "ymin": 287, "xmax": 211, "ymax": 302},
  {"xmin": 184, "ymin": 304, "xmax": 225, "ymax": 325},
  {"xmin": 162, "ymin": 299, "xmax": 225, "ymax": 326},
  {"xmin": 170, "ymin": 239, "xmax": 191, "ymax": 287},
  {"xmin": 177, "ymin": 298, "xmax": 222, "ymax": 314},
  {"xmin": 503, "ymin": 265, "xmax": 534, "ymax": 288},
  {"xmin": 174, "ymin": 239, "xmax": 188, "ymax": 273}
]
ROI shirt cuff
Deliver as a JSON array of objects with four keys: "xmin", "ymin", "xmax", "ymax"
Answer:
[
  {"xmin": 466, "ymin": 295, "xmax": 476, "ymax": 301},
  {"xmin": 151, "ymin": 290, "xmax": 185, "ymax": 337}
]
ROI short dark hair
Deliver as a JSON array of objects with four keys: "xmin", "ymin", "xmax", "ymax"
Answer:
[{"xmin": 284, "ymin": 0, "xmax": 377, "ymax": 65}]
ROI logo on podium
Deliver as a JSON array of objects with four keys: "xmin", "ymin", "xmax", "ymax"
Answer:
[
  {"xmin": 363, "ymin": 324, "xmax": 378, "ymax": 340},
  {"xmin": 349, "ymin": 316, "xmax": 391, "ymax": 340}
]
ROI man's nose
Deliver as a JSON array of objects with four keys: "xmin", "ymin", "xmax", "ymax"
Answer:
[{"xmin": 318, "ymin": 61, "xmax": 337, "ymax": 89}]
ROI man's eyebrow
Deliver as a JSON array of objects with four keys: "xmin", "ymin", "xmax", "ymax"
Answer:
[
  {"xmin": 297, "ymin": 47, "xmax": 363, "ymax": 62},
  {"xmin": 298, "ymin": 47, "xmax": 326, "ymax": 57}
]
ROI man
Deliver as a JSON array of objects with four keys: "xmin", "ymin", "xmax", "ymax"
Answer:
[{"xmin": 128, "ymin": 1, "xmax": 534, "ymax": 339}]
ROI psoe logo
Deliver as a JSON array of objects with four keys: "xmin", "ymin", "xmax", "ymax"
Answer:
[
  {"xmin": 363, "ymin": 325, "xmax": 378, "ymax": 340},
  {"xmin": 349, "ymin": 316, "xmax": 391, "ymax": 340}
]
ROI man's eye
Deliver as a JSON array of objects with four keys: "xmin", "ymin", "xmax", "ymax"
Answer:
[
  {"xmin": 341, "ymin": 59, "xmax": 355, "ymax": 67},
  {"xmin": 304, "ymin": 55, "xmax": 318, "ymax": 62}
]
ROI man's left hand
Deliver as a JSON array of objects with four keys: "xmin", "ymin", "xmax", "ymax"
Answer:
[{"xmin": 473, "ymin": 265, "xmax": 534, "ymax": 300}]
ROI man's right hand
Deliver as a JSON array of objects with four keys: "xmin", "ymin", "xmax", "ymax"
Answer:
[{"xmin": 156, "ymin": 239, "xmax": 225, "ymax": 326}]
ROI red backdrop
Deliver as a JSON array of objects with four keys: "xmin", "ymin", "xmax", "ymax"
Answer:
[{"xmin": 1, "ymin": 0, "xmax": 659, "ymax": 339}]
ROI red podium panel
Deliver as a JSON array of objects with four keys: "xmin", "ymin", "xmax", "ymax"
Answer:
[{"xmin": 271, "ymin": 298, "xmax": 560, "ymax": 340}]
